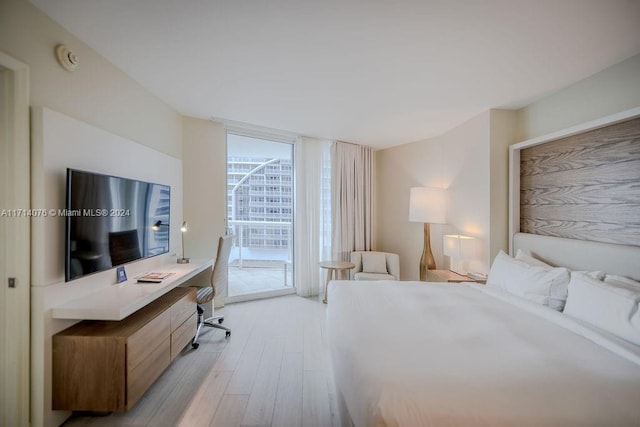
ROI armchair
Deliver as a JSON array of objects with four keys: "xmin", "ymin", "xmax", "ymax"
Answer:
[{"xmin": 350, "ymin": 251, "xmax": 400, "ymax": 280}]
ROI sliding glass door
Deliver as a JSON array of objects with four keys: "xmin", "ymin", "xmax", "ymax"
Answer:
[{"xmin": 226, "ymin": 132, "xmax": 295, "ymax": 302}]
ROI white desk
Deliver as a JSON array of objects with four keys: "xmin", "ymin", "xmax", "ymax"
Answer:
[{"xmin": 51, "ymin": 258, "xmax": 213, "ymax": 321}]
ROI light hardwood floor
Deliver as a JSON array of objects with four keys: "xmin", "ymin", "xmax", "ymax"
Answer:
[{"xmin": 63, "ymin": 294, "xmax": 339, "ymax": 427}]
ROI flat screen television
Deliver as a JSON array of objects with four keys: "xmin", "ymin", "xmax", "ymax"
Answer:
[{"xmin": 65, "ymin": 168, "xmax": 171, "ymax": 282}]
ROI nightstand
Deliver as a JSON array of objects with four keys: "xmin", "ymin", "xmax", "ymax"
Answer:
[{"xmin": 426, "ymin": 269, "xmax": 486, "ymax": 284}]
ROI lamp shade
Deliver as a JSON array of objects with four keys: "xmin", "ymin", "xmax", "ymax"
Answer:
[
  {"xmin": 409, "ymin": 187, "xmax": 446, "ymax": 224},
  {"xmin": 443, "ymin": 235, "xmax": 476, "ymax": 259}
]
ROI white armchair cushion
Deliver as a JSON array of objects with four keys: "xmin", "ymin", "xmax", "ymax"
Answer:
[
  {"xmin": 350, "ymin": 251, "xmax": 400, "ymax": 280},
  {"xmin": 354, "ymin": 272, "xmax": 396, "ymax": 281},
  {"xmin": 362, "ymin": 252, "xmax": 388, "ymax": 274}
]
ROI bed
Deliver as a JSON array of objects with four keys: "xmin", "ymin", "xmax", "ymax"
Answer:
[{"xmin": 327, "ymin": 233, "xmax": 640, "ymax": 427}]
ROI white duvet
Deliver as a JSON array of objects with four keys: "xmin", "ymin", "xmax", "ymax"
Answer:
[{"xmin": 327, "ymin": 280, "xmax": 640, "ymax": 427}]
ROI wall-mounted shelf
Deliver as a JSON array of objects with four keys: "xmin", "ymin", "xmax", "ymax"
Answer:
[{"xmin": 51, "ymin": 258, "xmax": 212, "ymax": 321}]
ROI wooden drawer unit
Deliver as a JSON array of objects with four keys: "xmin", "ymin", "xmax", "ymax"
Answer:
[
  {"xmin": 127, "ymin": 337, "xmax": 171, "ymax": 407},
  {"xmin": 128, "ymin": 310, "xmax": 171, "ymax": 370},
  {"xmin": 171, "ymin": 312, "xmax": 197, "ymax": 360},
  {"xmin": 53, "ymin": 287, "xmax": 196, "ymax": 412},
  {"xmin": 170, "ymin": 289, "xmax": 196, "ymax": 360},
  {"xmin": 171, "ymin": 290, "xmax": 196, "ymax": 329}
]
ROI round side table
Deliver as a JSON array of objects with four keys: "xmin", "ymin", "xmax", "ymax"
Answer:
[{"xmin": 319, "ymin": 261, "xmax": 355, "ymax": 304}]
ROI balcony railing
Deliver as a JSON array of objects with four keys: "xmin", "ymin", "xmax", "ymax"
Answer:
[
  {"xmin": 228, "ymin": 220, "xmax": 293, "ymax": 287},
  {"xmin": 227, "ymin": 220, "xmax": 293, "ymax": 284}
]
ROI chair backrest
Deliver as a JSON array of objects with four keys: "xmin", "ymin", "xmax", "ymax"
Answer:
[
  {"xmin": 210, "ymin": 234, "xmax": 234, "ymax": 298},
  {"xmin": 350, "ymin": 251, "xmax": 400, "ymax": 279},
  {"xmin": 197, "ymin": 234, "xmax": 234, "ymax": 304},
  {"xmin": 108, "ymin": 229, "xmax": 141, "ymax": 266}
]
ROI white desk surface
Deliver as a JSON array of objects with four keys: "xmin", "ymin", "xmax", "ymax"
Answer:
[{"xmin": 51, "ymin": 258, "xmax": 213, "ymax": 321}]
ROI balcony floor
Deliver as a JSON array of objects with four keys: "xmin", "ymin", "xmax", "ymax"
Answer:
[{"xmin": 228, "ymin": 264, "xmax": 293, "ymax": 297}]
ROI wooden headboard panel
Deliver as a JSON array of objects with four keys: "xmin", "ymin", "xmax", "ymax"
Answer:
[
  {"xmin": 520, "ymin": 117, "xmax": 640, "ymax": 246},
  {"xmin": 509, "ymin": 107, "xmax": 640, "ymax": 252}
]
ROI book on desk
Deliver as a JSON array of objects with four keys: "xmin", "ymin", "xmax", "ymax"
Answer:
[{"xmin": 136, "ymin": 272, "xmax": 175, "ymax": 283}]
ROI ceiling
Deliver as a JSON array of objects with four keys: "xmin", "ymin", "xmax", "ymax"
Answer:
[{"xmin": 31, "ymin": 0, "xmax": 640, "ymax": 149}]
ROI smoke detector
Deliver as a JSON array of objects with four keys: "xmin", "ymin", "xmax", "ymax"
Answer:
[{"xmin": 55, "ymin": 44, "xmax": 79, "ymax": 72}]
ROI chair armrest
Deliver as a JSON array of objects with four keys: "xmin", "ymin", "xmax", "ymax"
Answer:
[
  {"xmin": 350, "ymin": 252, "xmax": 363, "ymax": 279},
  {"xmin": 386, "ymin": 253, "xmax": 400, "ymax": 279}
]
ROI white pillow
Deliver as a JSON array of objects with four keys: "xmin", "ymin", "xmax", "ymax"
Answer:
[
  {"xmin": 486, "ymin": 251, "xmax": 514, "ymax": 289},
  {"xmin": 362, "ymin": 252, "xmax": 388, "ymax": 274},
  {"xmin": 564, "ymin": 272, "xmax": 640, "ymax": 346},
  {"xmin": 515, "ymin": 249, "xmax": 609, "ymax": 306},
  {"xmin": 487, "ymin": 251, "xmax": 570, "ymax": 310}
]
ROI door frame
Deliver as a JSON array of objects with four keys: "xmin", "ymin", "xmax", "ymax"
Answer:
[
  {"xmin": 225, "ymin": 129, "xmax": 297, "ymax": 302},
  {"xmin": 0, "ymin": 51, "xmax": 31, "ymax": 427}
]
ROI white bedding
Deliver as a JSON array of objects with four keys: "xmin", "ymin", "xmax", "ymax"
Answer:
[{"xmin": 327, "ymin": 280, "xmax": 640, "ymax": 427}]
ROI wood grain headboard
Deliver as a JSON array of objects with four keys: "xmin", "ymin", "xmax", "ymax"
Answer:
[
  {"xmin": 509, "ymin": 107, "xmax": 640, "ymax": 253},
  {"xmin": 520, "ymin": 117, "xmax": 640, "ymax": 246}
]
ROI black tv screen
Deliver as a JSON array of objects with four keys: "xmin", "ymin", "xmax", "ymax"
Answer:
[{"xmin": 65, "ymin": 169, "xmax": 171, "ymax": 282}]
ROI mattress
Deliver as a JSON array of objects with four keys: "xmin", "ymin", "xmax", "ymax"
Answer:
[{"xmin": 327, "ymin": 280, "xmax": 640, "ymax": 427}]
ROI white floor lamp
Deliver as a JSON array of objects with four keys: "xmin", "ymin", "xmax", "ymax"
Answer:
[{"xmin": 409, "ymin": 187, "xmax": 446, "ymax": 281}]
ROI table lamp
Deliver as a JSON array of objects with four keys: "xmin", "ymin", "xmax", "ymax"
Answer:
[
  {"xmin": 177, "ymin": 221, "xmax": 190, "ymax": 264},
  {"xmin": 151, "ymin": 220, "xmax": 168, "ymax": 231},
  {"xmin": 409, "ymin": 187, "xmax": 446, "ymax": 280},
  {"xmin": 443, "ymin": 234, "xmax": 476, "ymax": 275}
]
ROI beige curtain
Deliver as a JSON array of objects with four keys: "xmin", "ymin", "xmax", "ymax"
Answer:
[{"xmin": 331, "ymin": 141, "xmax": 373, "ymax": 262}]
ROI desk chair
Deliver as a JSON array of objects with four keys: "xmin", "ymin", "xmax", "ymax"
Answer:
[{"xmin": 192, "ymin": 235, "xmax": 233, "ymax": 348}]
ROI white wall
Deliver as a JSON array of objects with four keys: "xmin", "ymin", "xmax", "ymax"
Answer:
[
  {"xmin": 517, "ymin": 54, "xmax": 640, "ymax": 141},
  {"xmin": 489, "ymin": 109, "xmax": 518, "ymax": 260},
  {"xmin": 182, "ymin": 117, "xmax": 228, "ymax": 259},
  {"xmin": 0, "ymin": 0, "xmax": 181, "ymax": 158},
  {"xmin": 181, "ymin": 117, "xmax": 228, "ymax": 305},
  {"xmin": 376, "ymin": 111, "xmax": 503, "ymax": 280},
  {"xmin": 31, "ymin": 108, "xmax": 183, "ymax": 427},
  {"xmin": 438, "ymin": 111, "xmax": 492, "ymax": 273},
  {"xmin": 375, "ymin": 130, "xmax": 445, "ymax": 280}
]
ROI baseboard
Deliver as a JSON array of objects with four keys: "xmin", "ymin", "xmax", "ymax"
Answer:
[{"xmin": 225, "ymin": 287, "xmax": 295, "ymax": 304}]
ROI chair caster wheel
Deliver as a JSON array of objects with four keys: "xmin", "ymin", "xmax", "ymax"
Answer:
[
  {"xmin": 192, "ymin": 342, "xmax": 199, "ymax": 349},
  {"xmin": 218, "ymin": 318, "xmax": 224, "ymax": 324},
  {"xmin": 225, "ymin": 331, "xmax": 231, "ymax": 338}
]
